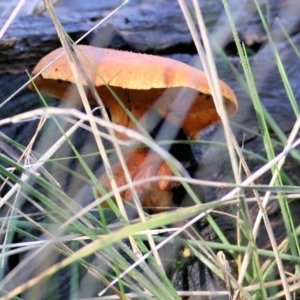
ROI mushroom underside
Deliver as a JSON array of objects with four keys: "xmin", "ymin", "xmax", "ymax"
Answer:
[{"xmin": 30, "ymin": 76, "xmax": 231, "ymax": 139}]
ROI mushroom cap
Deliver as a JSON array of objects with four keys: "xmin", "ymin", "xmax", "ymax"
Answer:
[{"xmin": 29, "ymin": 45, "xmax": 238, "ymax": 139}]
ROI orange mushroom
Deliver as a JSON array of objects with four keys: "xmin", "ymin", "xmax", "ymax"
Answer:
[
  {"xmin": 29, "ymin": 45, "xmax": 238, "ymax": 210},
  {"xmin": 29, "ymin": 45, "xmax": 237, "ymax": 140}
]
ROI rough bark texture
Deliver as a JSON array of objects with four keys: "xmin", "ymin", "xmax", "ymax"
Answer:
[{"xmin": 1, "ymin": 0, "xmax": 300, "ymax": 299}]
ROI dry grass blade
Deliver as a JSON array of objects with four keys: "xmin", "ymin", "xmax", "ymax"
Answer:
[
  {"xmin": 252, "ymin": 115, "xmax": 300, "ymax": 236},
  {"xmin": 0, "ymin": 1, "xmax": 128, "ymax": 109},
  {"xmin": 2, "ymin": 199, "xmax": 127, "ymax": 299},
  {"xmin": 0, "ymin": 116, "xmax": 91, "ymax": 295},
  {"xmin": 98, "ymin": 208, "xmax": 253, "ymax": 299},
  {"xmin": 1, "ymin": 116, "xmax": 46, "ymax": 267},
  {"xmin": 96, "ymin": 290, "xmax": 232, "ymax": 299},
  {"xmin": 0, "ymin": 113, "xmax": 87, "ymax": 210},
  {"xmin": 231, "ymin": 129, "xmax": 287, "ymax": 295},
  {"xmin": 43, "ymin": 0, "xmax": 143, "ymax": 257},
  {"xmin": 0, "ymin": 0, "xmax": 25, "ymax": 39},
  {"xmin": 2, "ymin": 0, "xmax": 300, "ymax": 297},
  {"xmin": 185, "ymin": 0, "xmax": 241, "ymax": 186},
  {"xmin": 43, "ymin": 0, "xmax": 168, "ymax": 271},
  {"xmin": 33, "ymin": 0, "xmax": 61, "ymax": 14},
  {"xmin": 217, "ymin": 251, "xmax": 233, "ymax": 299}
]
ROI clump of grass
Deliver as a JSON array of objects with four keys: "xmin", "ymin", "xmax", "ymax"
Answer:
[{"xmin": 0, "ymin": 0, "xmax": 299, "ymax": 299}]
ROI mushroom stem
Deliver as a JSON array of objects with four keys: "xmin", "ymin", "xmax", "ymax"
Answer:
[
  {"xmin": 98, "ymin": 147, "xmax": 180, "ymax": 211},
  {"xmin": 98, "ymin": 118, "xmax": 201, "ymax": 211},
  {"xmin": 150, "ymin": 117, "xmax": 201, "ymax": 207}
]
